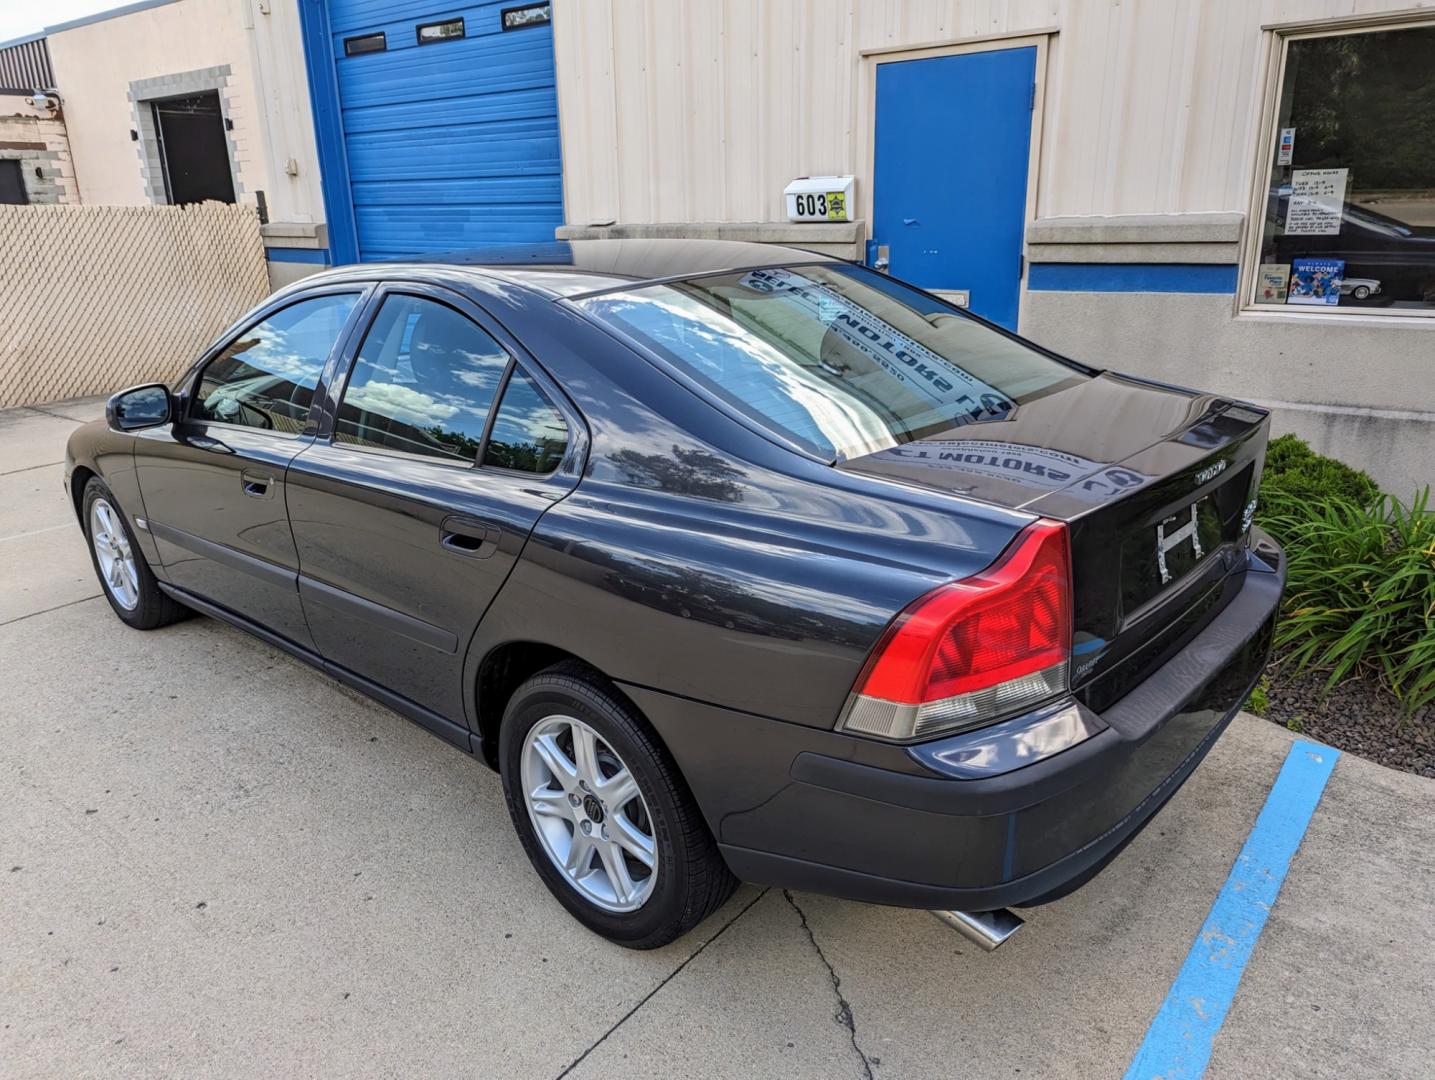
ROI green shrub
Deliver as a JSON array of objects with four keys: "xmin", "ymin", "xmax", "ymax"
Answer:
[
  {"xmin": 1245, "ymin": 677, "xmax": 1270, "ymax": 717},
  {"xmin": 1261, "ymin": 488, "xmax": 1435, "ymax": 714},
  {"xmin": 1257, "ymin": 433, "xmax": 1381, "ymax": 516}
]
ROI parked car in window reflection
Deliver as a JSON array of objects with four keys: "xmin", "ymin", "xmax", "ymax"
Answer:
[{"xmin": 1266, "ymin": 189, "xmax": 1435, "ymax": 304}]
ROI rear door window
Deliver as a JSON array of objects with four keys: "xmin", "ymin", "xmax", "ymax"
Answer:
[
  {"xmin": 482, "ymin": 368, "xmax": 568, "ymax": 473},
  {"xmin": 334, "ymin": 294, "xmax": 509, "ymax": 463},
  {"xmin": 193, "ymin": 293, "xmax": 359, "ymax": 433}
]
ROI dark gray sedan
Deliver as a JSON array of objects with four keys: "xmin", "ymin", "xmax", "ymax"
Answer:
[{"xmin": 66, "ymin": 240, "xmax": 1283, "ymax": 949}]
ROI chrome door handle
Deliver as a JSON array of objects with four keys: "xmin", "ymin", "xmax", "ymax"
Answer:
[
  {"xmin": 241, "ymin": 470, "xmax": 273, "ymax": 498},
  {"xmin": 440, "ymin": 515, "xmax": 500, "ymax": 558}
]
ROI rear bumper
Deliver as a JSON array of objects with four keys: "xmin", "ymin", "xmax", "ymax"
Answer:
[{"xmin": 628, "ymin": 535, "xmax": 1284, "ymax": 911}]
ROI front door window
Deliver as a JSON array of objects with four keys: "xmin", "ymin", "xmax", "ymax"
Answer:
[{"xmin": 193, "ymin": 294, "xmax": 360, "ymax": 434}]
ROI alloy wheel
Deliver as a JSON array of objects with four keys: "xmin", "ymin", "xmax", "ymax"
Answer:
[
  {"xmin": 520, "ymin": 714, "xmax": 659, "ymax": 913},
  {"xmin": 89, "ymin": 498, "xmax": 140, "ymax": 611}
]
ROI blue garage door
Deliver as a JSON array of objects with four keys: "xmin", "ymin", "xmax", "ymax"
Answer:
[
  {"xmin": 872, "ymin": 47, "xmax": 1036, "ymax": 329},
  {"xmin": 326, "ymin": 0, "xmax": 563, "ymax": 260}
]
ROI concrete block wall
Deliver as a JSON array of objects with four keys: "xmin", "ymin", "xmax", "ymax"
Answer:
[{"xmin": 0, "ymin": 94, "xmax": 78, "ymax": 204}]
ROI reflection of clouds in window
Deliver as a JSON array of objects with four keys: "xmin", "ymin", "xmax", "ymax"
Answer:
[
  {"xmin": 197, "ymin": 294, "xmax": 359, "ymax": 430},
  {"xmin": 230, "ymin": 299, "xmax": 355, "ymax": 386},
  {"xmin": 498, "ymin": 396, "xmax": 566, "ymax": 441},
  {"xmin": 345, "ymin": 381, "xmax": 460, "ymax": 429},
  {"xmin": 229, "ymin": 326, "xmax": 325, "ymax": 387},
  {"xmin": 593, "ymin": 290, "xmax": 892, "ymax": 459},
  {"xmin": 581, "ymin": 267, "xmax": 1081, "ymax": 460},
  {"xmin": 452, "ymin": 354, "xmax": 506, "ymax": 388},
  {"xmin": 336, "ymin": 295, "xmax": 509, "ymax": 463},
  {"xmin": 484, "ymin": 369, "xmax": 567, "ymax": 472}
]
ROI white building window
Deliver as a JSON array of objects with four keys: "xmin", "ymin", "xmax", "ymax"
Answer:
[{"xmin": 1247, "ymin": 20, "xmax": 1435, "ymax": 315}]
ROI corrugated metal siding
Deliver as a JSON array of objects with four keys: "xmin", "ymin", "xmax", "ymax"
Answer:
[
  {"xmin": 554, "ymin": 0, "xmax": 1435, "ymax": 226},
  {"xmin": 329, "ymin": 0, "xmax": 563, "ymax": 260},
  {"xmin": 0, "ymin": 37, "xmax": 55, "ymax": 90}
]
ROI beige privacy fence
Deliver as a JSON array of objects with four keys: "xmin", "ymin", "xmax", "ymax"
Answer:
[{"xmin": 0, "ymin": 203, "xmax": 270, "ymax": 408}]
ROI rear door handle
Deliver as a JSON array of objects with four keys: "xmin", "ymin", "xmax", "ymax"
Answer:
[
  {"xmin": 440, "ymin": 515, "xmax": 500, "ymax": 558},
  {"xmin": 241, "ymin": 469, "xmax": 274, "ymax": 498}
]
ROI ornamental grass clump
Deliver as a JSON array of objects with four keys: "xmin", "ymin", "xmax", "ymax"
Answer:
[{"xmin": 1259, "ymin": 484, "xmax": 1435, "ymax": 715}]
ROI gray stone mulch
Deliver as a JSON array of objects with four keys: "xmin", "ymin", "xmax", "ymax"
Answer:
[{"xmin": 1255, "ymin": 658, "xmax": 1434, "ymax": 779}]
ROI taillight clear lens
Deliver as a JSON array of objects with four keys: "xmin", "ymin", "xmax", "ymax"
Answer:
[{"xmin": 839, "ymin": 519, "xmax": 1072, "ymax": 742}]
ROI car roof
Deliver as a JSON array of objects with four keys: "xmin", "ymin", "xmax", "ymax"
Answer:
[{"xmin": 303, "ymin": 238, "xmax": 840, "ymax": 298}]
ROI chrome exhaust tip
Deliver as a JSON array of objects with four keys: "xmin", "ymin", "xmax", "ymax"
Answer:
[{"xmin": 931, "ymin": 908, "xmax": 1024, "ymax": 951}]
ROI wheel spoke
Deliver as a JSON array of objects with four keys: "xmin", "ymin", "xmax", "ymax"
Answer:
[
  {"xmin": 608, "ymin": 813, "xmax": 656, "ymax": 869},
  {"xmin": 569, "ymin": 722, "xmax": 602, "ymax": 788},
  {"xmin": 595, "ymin": 768, "xmax": 638, "ymax": 811},
  {"xmin": 532, "ymin": 733, "xmax": 578, "ymax": 791},
  {"xmin": 108, "ymin": 559, "xmax": 125, "ymax": 588},
  {"xmin": 530, "ymin": 786, "xmax": 570, "ymax": 819},
  {"xmin": 598, "ymin": 840, "xmax": 636, "ymax": 905},
  {"xmin": 564, "ymin": 832, "xmax": 595, "ymax": 875}
]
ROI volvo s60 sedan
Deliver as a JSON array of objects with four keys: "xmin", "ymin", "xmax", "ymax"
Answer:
[{"xmin": 66, "ymin": 240, "xmax": 1284, "ymax": 949}]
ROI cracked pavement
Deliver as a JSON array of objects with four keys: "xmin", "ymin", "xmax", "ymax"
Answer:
[
  {"xmin": 3, "ymin": 399, "xmax": 1434, "ymax": 1079},
  {"xmin": 784, "ymin": 889, "xmax": 876, "ymax": 1080}
]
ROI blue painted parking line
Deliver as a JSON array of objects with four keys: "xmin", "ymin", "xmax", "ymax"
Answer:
[{"xmin": 1123, "ymin": 740, "xmax": 1341, "ymax": 1080}]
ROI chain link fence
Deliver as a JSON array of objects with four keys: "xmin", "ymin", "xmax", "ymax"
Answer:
[{"xmin": 0, "ymin": 203, "xmax": 270, "ymax": 408}]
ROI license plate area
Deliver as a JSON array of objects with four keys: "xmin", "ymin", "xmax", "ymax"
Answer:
[{"xmin": 1119, "ymin": 493, "xmax": 1228, "ymax": 616}]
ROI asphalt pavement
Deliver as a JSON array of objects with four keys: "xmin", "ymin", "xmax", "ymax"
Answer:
[{"xmin": 2, "ymin": 398, "xmax": 1431, "ymax": 1079}]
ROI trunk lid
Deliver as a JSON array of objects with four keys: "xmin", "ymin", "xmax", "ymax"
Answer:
[{"xmin": 838, "ymin": 371, "xmax": 1269, "ymax": 710}]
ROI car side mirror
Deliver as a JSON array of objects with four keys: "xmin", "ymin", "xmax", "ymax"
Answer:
[{"xmin": 106, "ymin": 384, "xmax": 174, "ymax": 431}]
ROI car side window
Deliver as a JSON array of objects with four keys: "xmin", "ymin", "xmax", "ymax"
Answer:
[
  {"xmin": 335, "ymin": 295, "xmax": 509, "ymax": 464},
  {"xmin": 193, "ymin": 294, "xmax": 359, "ymax": 432},
  {"xmin": 483, "ymin": 368, "xmax": 569, "ymax": 473}
]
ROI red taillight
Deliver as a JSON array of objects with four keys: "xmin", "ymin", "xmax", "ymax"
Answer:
[{"xmin": 841, "ymin": 520, "xmax": 1072, "ymax": 741}]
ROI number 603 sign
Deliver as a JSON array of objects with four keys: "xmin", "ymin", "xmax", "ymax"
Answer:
[{"xmin": 784, "ymin": 176, "xmax": 855, "ymax": 222}]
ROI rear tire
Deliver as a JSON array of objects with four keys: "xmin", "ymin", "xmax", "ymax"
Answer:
[
  {"xmin": 82, "ymin": 479, "xmax": 188, "ymax": 630},
  {"xmin": 500, "ymin": 662, "xmax": 737, "ymax": 948}
]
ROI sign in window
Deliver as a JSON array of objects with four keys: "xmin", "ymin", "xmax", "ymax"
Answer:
[{"xmin": 1250, "ymin": 22, "xmax": 1435, "ymax": 315}]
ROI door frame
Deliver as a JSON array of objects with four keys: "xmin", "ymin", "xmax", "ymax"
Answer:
[
  {"xmin": 860, "ymin": 31, "xmax": 1054, "ymax": 326},
  {"xmin": 297, "ymin": 0, "xmax": 362, "ymax": 265},
  {"xmin": 150, "ymin": 90, "xmax": 237, "ymax": 207}
]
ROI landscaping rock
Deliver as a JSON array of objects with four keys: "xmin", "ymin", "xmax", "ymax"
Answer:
[{"xmin": 1258, "ymin": 662, "xmax": 1434, "ymax": 778}]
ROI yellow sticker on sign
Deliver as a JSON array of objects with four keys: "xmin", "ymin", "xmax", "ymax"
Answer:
[{"xmin": 825, "ymin": 191, "xmax": 846, "ymax": 221}]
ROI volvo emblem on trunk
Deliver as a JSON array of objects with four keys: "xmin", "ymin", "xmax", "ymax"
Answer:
[
  {"xmin": 1195, "ymin": 459, "xmax": 1227, "ymax": 485},
  {"xmin": 1156, "ymin": 502, "xmax": 1205, "ymax": 585}
]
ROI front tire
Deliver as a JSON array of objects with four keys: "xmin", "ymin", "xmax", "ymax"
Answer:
[
  {"xmin": 500, "ymin": 662, "xmax": 737, "ymax": 948},
  {"xmin": 82, "ymin": 479, "xmax": 188, "ymax": 630}
]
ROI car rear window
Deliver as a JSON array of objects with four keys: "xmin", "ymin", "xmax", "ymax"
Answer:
[{"xmin": 576, "ymin": 264, "xmax": 1087, "ymax": 460}]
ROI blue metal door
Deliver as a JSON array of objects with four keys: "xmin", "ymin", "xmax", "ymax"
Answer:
[
  {"xmin": 872, "ymin": 47, "xmax": 1036, "ymax": 329},
  {"xmin": 324, "ymin": 0, "xmax": 562, "ymax": 261}
]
